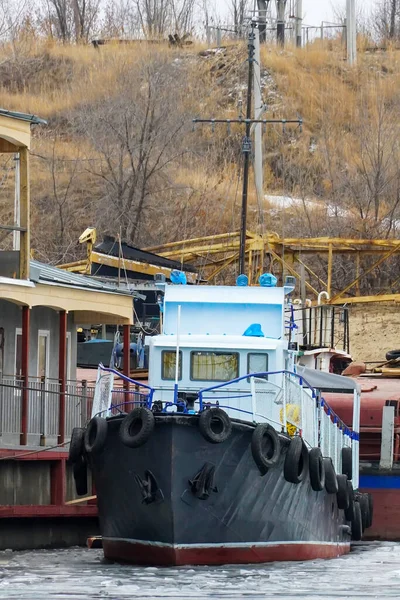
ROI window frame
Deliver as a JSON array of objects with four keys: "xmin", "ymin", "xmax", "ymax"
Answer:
[
  {"xmin": 37, "ymin": 329, "xmax": 50, "ymax": 380},
  {"xmin": 247, "ymin": 352, "xmax": 269, "ymax": 382},
  {"xmin": 66, "ymin": 331, "xmax": 72, "ymax": 381},
  {"xmin": 161, "ymin": 350, "xmax": 182, "ymax": 381},
  {"xmin": 190, "ymin": 351, "xmax": 240, "ymax": 382},
  {"xmin": 15, "ymin": 327, "xmax": 22, "ymax": 379}
]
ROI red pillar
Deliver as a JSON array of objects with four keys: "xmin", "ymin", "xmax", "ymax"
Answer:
[
  {"xmin": 58, "ymin": 311, "xmax": 67, "ymax": 445},
  {"xmin": 123, "ymin": 324, "xmax": 130, "ymax": 392},
  {"xmin": 20, "ymin": 306, "xmax": 30, "ymax": 446},
  {"xmin": 50, "ymin": 459, "xmax": 66, "ymax": 505}
]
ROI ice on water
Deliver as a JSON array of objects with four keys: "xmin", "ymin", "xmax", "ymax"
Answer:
[{"xmin": 0, "ymin": 543, "xmax": 399, "ymax": 599}]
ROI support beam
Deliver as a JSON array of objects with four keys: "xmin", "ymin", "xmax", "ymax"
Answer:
[
  {"xmin": 330, "ymin": 244, "xmax": 400, "ymax": 303},
  {"xmin": 296, "ymin": 0, "xmax": 303, "ymax": 47},
  {"xmin": 19, "ymin": 147, "xmax": 30, "ymax": 280},
  {"xmin": 277, "ymin": 0, "xmax": 286, "ymax": 46},
  {"xmin": 20, "ymin": 306, "xmax": 30, "ymax": 446},
  {"xmin": 50, "ymin": 460, "xmax": 66, "ymax": 505},
  {"xmin": 58, "ymin": 310, "xmax": 67, "ymax": 445},
  {"xmin": 380, "ymin": 406, "xmax": 395, "ymax": 470},
  {"xmin": 327, "ymin": 243, "xmax": 333, "ymax": 297},
  {"xmin": 123, "ymin": 325, "xmax": 130, "ymax": 391}
]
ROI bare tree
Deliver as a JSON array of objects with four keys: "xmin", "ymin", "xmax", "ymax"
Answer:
[
  {"xmin": 74, "ymin": 52, "xmax": 192, "ymax": 245},
  {"xmin": 371, "ymin": 0, "xmax": 400, "ymax": 41},
  {"xmin": 229, "ymin": 0, "xmax": 250, "ymax": 36},
  {"xmin": 43, "ymin": 0, "xmax": 99, "ymax": 42}
]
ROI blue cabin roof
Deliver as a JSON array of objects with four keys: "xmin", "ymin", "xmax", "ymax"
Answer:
[{"xmin": 163, "ymin": 285, "xmax": 285, "ymax": 339}]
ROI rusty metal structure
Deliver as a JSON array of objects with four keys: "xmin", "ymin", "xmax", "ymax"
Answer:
[{"xmin": 145, "ymin": 231, "xmax": 400, "ymax": 305}]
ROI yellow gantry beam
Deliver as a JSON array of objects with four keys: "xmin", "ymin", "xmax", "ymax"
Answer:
[{"xmin": 144, "ymin": 231, "xmax": 400, "ymax": 303}]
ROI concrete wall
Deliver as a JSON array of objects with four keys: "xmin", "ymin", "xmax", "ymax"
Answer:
[
  {"xmin": 0, "ymin": 301, "xmax": 77, "ymax": 380},
  {"xmin": 0, "ymin": 517, "xmax": 99, "ymax": 550},
  {"xmin": 0, "ymin": 461, "xmax": 51, "ymax": 505}
]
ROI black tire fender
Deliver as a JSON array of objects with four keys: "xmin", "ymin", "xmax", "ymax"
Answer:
[
  {"xmin": 323, "ymin": 457, "xmax": 338, "ymax": 494},
  {"xmin": 358, "ymin": 493, "xmax": 370, "ymax": 531},
  {"xmin": 352, "ymin": 501, "xmax": 363, "ymax": 541},
  {"xmin": 73, "ymin": 457, "xmax": 88, "ymax": 496},
  {"xmin": 251, "ymin": 423, "xmax": 281, "ymax": 475},
  {"xmin": 367, "ymin": 492, "xmax": 374, "ymax": 528},
  {"xmin": 198, "ymin": 408, "xmax": 232, "ymax": 444},
  {"xmin": 386, "ymin": 349, "xmax": 400, "ymax": 361},
  {"xmin": 68, "ymin": 427, "xmax": 84, "ymax": 463},
  {"xmin": 336, "ymin": 474, "xmax": 349, "ymax": 510},
  {"xmin": 84, "ymin": 417, "xmax": 108, "ymax": 455},
  {"xmin": 120, "ymin": 407, "xmax": 155, "ymax": 448},
  {"xmin": 309, "ymin": 447, "xmax": 325, "ymax": 491},
  {"xmin": 345, "ymin": 480, "xmax": 355, "ymax": 521},
  {"xmin": 341, "ymin": 446, "xmax": 353, "ymax": 480},
  {"xmin": 283, "ymin": 436, "xmax": 309, "ymax": 484}
]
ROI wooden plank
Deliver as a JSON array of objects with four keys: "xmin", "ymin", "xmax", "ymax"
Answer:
[{"xmin": 65, "ymin": 495, "xmax": 97, "ymax": 505}]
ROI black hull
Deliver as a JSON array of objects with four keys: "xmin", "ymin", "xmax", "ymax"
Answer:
[{"xmin": 88, "ymin": 415, "xmax": 350, "ymax": 566}]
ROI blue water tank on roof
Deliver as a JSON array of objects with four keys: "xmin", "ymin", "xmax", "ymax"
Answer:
[{"xmin": 259, "ymin": 273, "xmax": 277, "ymax": 287}]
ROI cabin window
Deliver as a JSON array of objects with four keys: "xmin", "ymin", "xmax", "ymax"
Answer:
[
  {"xmin": 162, "ymin": 350, "xmax": 182, "ymax": 380},
  {"xmin": 190, "ymin": 352, "xmax": 239, "ymax": 382},
  {"xmin": 247, "ymin": 353, "xmax": 269, "ymax": 382}
]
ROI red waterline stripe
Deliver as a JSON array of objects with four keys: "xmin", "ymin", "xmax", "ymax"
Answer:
[{"xmin": 102, "ymin": 539, "xmax": 350, "ymax": 566}]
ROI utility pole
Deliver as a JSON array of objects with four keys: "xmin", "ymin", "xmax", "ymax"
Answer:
[
  {"xmin": 239, "ymin": 23, "xmax": 256, "ymax": 274},
  {"xmin": 253, "ymin": 24, "xmax": 263, "ymax": 208},
  {"xmin": 296, "ymin": 0, "xmax": 302, "ymax": 47},
  {"xmin": 346, "ymin": 0, "xmax": 357, "ymax": 65},
  {"xmin": 193, "ymin": 21, "xmax": 302, "ymax": 276},
  {"xmin": 277, "ymin": 0, "xmax": 286, "ymax": 46}
]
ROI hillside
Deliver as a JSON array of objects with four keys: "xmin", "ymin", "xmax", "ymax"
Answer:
[{"xmin": 1, "ymin": 38, "xmax": 400, "ymax": 295}]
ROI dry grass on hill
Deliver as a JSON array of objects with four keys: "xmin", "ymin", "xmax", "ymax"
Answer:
[{"xmin": 1, "ymin": 38, "xmax": 400, "ymax": 293}]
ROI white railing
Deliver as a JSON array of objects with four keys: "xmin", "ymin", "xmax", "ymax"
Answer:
[
  {"xmin": 0, "ymin": 377, "xmax": 95, "ymax": 446},
  {"xmin": 198, "ymin": 370, "xmax": 358, "ymax": 484}
]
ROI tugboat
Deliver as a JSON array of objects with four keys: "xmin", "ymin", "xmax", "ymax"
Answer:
[{"xmin": 69, "ymin": 273, "xmax": 372, "ymax": 566}]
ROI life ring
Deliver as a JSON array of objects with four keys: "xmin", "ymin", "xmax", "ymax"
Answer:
[
  {"xmin": 68, "ymin": 427, "xmax": 84, "ymax": 463},
  {"xmin": 283, "ymin": 436, "xmax": 309, "ymax": 484},
  {"xmin": 73, "ymin": 456, "xmax": 88, "ymax": 496},
  {"xmin": 386, "ymin": 349, "xmax": 400, "ymax": 361},
  {"xmin": 251, "ymin": 423, "xmax": 281, "ymax": 475},
  {"xmin": 84, "ymin": 417, "xmax": 108, "ymax": 455},
  {"xmin": 198, "ymin": 408, "xmax": 232, "ymax": 444},
  {"xmin": 336, "ymin": 474, "xmax": 349, "ymax": 510},
  {"xmin": 351, "ymin": 501, "xmax": 363, "ymax": 541},
  {"xmin": 120, "ymin": 407, "xmax": 155, "ymax": 448},
  {"xmin": 309, "ymin": 448, "xmax": 325, "ymax": 491},
  {"xmin": 341, "ymin": 446, "xmax": 353, "ymax": 480},
  {"xmin": 344, "ymin": 480, "xmax": 355, "ymax": 521},
  {"xmin": 280, "ymin": 404, "xmax": 300, "ymax": 437},
  {"xmin": 323, "ymin": 457, "xmax": 338, "ymax": 494}
]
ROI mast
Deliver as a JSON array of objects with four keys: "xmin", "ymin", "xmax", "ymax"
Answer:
[{"xmin": 239, "ymin": 22, "xmax": 256, "ymax": 275}]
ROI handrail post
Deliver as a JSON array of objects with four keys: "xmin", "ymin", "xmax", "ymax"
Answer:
[
  {"xmin": 282, "ymin": 372, "xmax": 287, "ymax": 433},
  {"xmin": 299, "ymin": 377, "xmax": 304, "ymax": 438},
  {"xmin": 250, "ymin": 376, "xmax": 256, "ymax": 422}
]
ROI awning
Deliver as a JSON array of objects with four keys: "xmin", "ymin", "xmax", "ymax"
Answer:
[{"xmin": 296, "ymin": 366, "xmax": 361, "ymax": 394}]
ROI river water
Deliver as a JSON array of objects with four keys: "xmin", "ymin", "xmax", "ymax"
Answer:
[{"xmin": 0, "ymin": 542, "xmax": 398, "ymax": 599}]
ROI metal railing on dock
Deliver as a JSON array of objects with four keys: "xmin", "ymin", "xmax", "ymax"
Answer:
[{"xmin": 0, "ymin": 376, "xmax": 95, "ymax": 446}]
